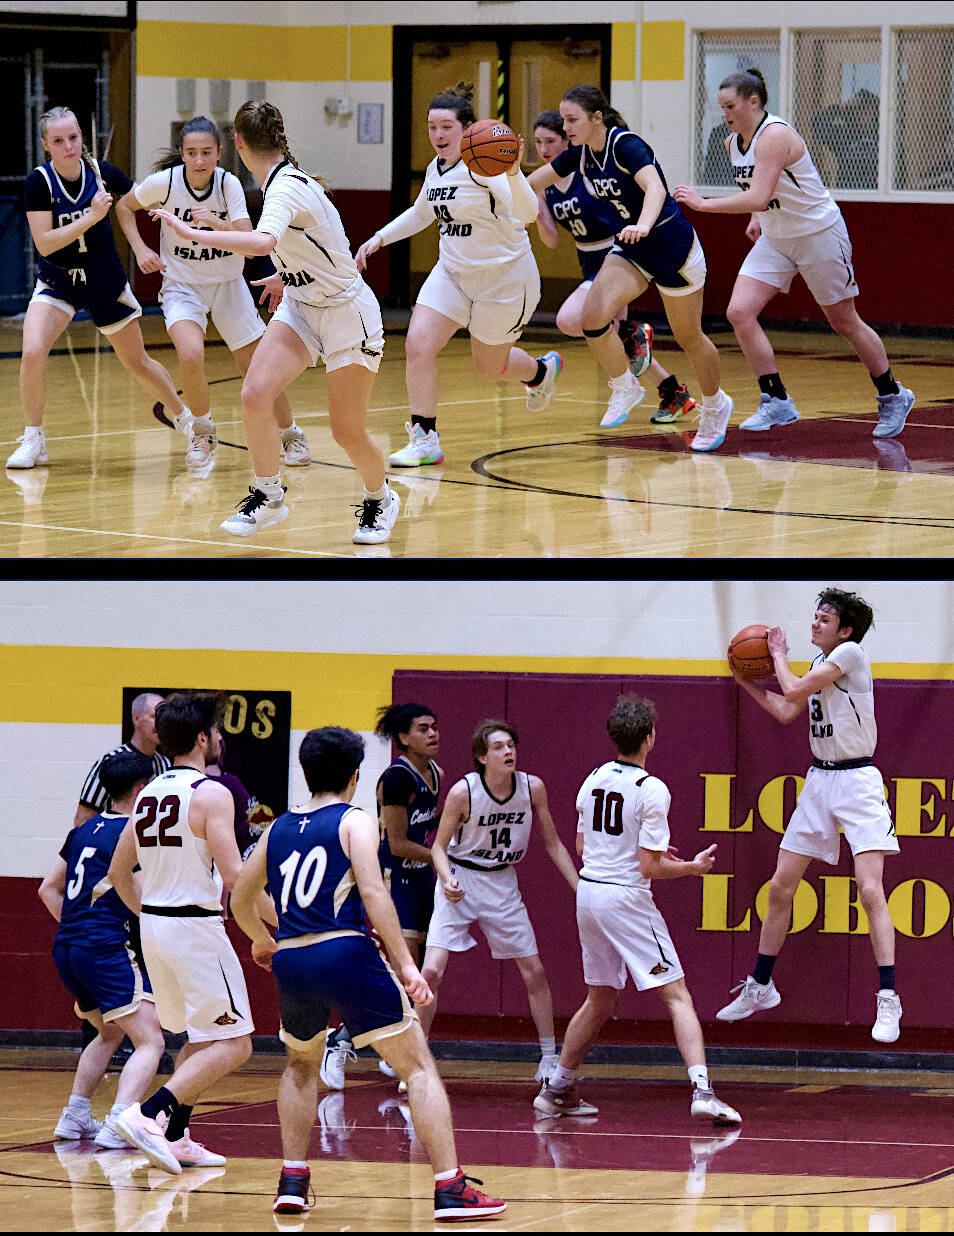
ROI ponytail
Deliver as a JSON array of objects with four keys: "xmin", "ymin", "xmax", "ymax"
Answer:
[
  {"xmin": 719, "ymin": 67, "xmax": 769, "ymax": 107},
  {"xmin": 429, "ymin": 81, "xmax": 476, "ymax": 126},
  {"xmin": 561, "ymin": 85, "xmax": 628, "ymax": 132}
]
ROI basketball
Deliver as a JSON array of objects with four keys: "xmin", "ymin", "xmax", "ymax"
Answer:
[
  {"xmin": 728, "ymin": 624, "xmax": 773, "ymax": 681},
  {"xmin": 460, "ymin": 119, "xmax": 519, "ymax": 176}
]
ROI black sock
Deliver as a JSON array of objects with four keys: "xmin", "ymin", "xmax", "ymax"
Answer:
[
  {"xmin": 658, "ymin": 374, "xmax": 678, "ymax": 398},
  {"xmin": 411, "ymin": 415, "xmax": 437, "ymax": 435},
  {"xmin": 878, "ymin": 965, "xmax": 896, "ymax": 992},
  {"xmin": 141, "ymin": 1085, "xmax": 178, "ymax": 1124},
  {"xmin": 872, "ymin": 368, "xmax": 900, "ymax": 397},
  {"xmin": 758, "ymin": 373, "xmax": 788, "ymax": 400},
  {"xmin": 752, "ymin": 953, "xmax": 777, "ymax": 985},
  {"xmin": 165, "ymin": 1103, "xmax": 193, "ymax": 1142},
  {"xmin": 525, "ymin": 358, "xmax": 548, "ymax": 387}
]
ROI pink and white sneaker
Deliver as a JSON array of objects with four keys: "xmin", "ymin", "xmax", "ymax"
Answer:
[{"xmin": 167, "ymin": 1129, "xmax": 227, "ymax": 1168}]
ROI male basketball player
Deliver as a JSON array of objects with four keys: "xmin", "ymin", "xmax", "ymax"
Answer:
[
  {"xmin": 230, "ymin": 725, "xmax": 505, "ymax": 1221},
  {"xmin": 107, "ymin": 691, "xmax": 266, "ymax": 1174},
  {"xmin": 717, "ymin": 588, "xmax": 901, "ymax": 1042},
  {"xmin": 534, "ymin": 695, "xmax": 741, "ymax": 1125},
  {"xmin": 421, "ymin": 719, "xmax": 579, "ymax": 1082}
]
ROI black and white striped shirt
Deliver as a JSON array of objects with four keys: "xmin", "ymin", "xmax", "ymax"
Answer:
[{"xmin": 78, "ymin": 742, "xmax": 171, "ymax": 813}]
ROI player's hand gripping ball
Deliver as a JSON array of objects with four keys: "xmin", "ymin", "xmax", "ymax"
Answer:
[
  {"xmin": 460, "ymin": 119, "xmax": 519, "ymax": 176},
  {"xmin": 728, "ymin": 624, "xmax": 774, "ymax": 681}
]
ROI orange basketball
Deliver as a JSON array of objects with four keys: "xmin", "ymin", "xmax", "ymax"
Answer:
[
  {"xmin": 728, "ymin": 624, "xmax": 773, "ymax": 681},
  {"xmin": 460, "ymin": 119, "xmax": 519, "ymax": 176}
]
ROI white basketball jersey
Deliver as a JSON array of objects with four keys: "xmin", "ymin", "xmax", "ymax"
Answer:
[
  {"xmin": 807, "ymin": 641, "xmax": 878, "ymax": 762},
  {"xmin": 257, "ymin": 160, "xmax": 366, "ymax": 307},
  {"xmin": 448, "ymin": 771, "xmax": 533, "ymax": 868},
  {"xmin": 135, "ymin": 166, "xmax": 249, "ymax": 284},
  {"xmin": 576, "ymin": 761, "xmax": 672, "ymax": 890},
  {"xmin": 730, "ymin": 114, "xmax": 842, "ymax": 240},
  {"xmin": 131, "ymin": 767, "xmax": 224, "ymax": 912}
]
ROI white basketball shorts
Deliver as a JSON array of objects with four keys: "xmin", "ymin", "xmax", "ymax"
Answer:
[
  {"xmin": 576, "ymin": 878, "xmax": 684, "ymax": 991},
  {"xmin": 425, "ymin": 863, "xmax": 538, "ymax": 959},
  {"xmin": 271, "ymin": 281, "xmax": 384, "ymax": 373},
  {"xmin": 160, "ymin": 275, "xmax": 265, "ymax": 352},
  {"xmin": 780, "ymin": 764, "xmax": 899, "ymax": 867},
  {"xmin": 416, "ymin": 251, "xmax": 541, "ymax": 346},
  {"xmin": 740, "ymin": 217, "xmax": 859, "ymax": 306},
  {"xmin": 139, "ymin": 913, "xmax": 254, "ymax": 1042}
]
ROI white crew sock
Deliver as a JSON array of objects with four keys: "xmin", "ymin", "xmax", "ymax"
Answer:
[
  {"xmin": 435, "ymin": 1168, "xmax": 460, "ymax": 1183},
  {"xmin": 549, "ymin": 1064, "xmax": 575, "ymax": 1092},
  {"xmin": 701, "ymin": 389, "xmax": 726, "ymax": 412},
  {"xmin": 689, "ymin": 1065, "xmax": 710, "ymax": 1091},
  {"xmin": 609, "ymin": 371, "xmax": 634, "ymax": 390},
  {"xmin": 255, "ymin": 473, "xmax": 283, "ymax": 502},
  {"xmin": 364, "ymin": 482, "xmax": 388, "ymax": 502}
]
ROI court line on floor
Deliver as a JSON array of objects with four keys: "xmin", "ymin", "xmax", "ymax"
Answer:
[{"xmin": 0, "ymin": 520, "xmax": 353, "ymax": 557}]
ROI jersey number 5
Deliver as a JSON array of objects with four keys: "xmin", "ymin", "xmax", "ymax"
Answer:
[
  {"xmin": 591, "ymin": 789, "xmax": 624, "ymax": 835},
  {"xmin": 134, "ymin": 795, "xmax": 183, "ymax": 848}
]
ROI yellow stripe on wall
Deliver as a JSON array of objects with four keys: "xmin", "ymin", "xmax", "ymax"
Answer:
[
  {"xmin": 1, "ymin": 648, "xmax": 946, "ymax": 729},
  {"xmin": 350, "ymin": 26, "xmax": 392, "ymax": 83},
  {"xmin": 641, "ymin": 21, "xmax": 685, "ymax": 82},
  {"xmin": 137, "ymin": 20, "xmax": 348, "ymax": 82},
  {"xmin": 611, "ymin": 22, "xmax": 637, "ymax": 83}
]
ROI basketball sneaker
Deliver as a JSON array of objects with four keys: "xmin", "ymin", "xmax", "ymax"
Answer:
[
  {"xmin": 389, "ymin": 421, "xmax": 444, "ymax": 467},
  {"xmin": 600, "ymin": 372, "xmax": 646, "ymax": 428},
  {"xmin": 6, "ymin": 429, "xmax": 49, "ymax": 469},
  {"xmin": 532, "ymin": 1081, "xmax": 598, "ymax": 1118},
  {"xmin": 167, "ymin": 1130, "xmax": 227, "ymax": 1168},
  {"xmin": 433, "ymin": 1170, "xmax": 506, "ymax": 1221},
  {"xmin": 185, "ymin": 422, "xmax": 217, "ymax": 468},
  {"xmin": 172, "ymin": 408, "xmax": 194, "ymax": 435},
  {"xmin": 739, "ymin": 393, "xmax": 799, "ymax": 431},
  {"xmin": 872, "ymin": 990, "xmax": 902, "ymax": 1043},
  {"xmin": 320, "ymin": 1029, "xmax": 356, "ymax": 1091},
  {"xmin": 715, "ymin": 976, "xmax": 781, "ymax": 1021},
  {"xmin": 273, "ymin": 1165, "xmax": 313, "ymax": 1215},
  {"xmin": 620, "ymin": 320, "xmax": 653, "ymax": 378},
  {"xmin": 220, "ymin": 487, "xmax": 289, "ymax": 536},
  {"xmin": 691, "ymin": 395, "xmax": 734, "ymax": 453},
  {"xmin": 651, "ymin": 376, "xmax": 697, "ymax": 424},
  {"xmin": 525, "ymin": 351, "xmax": 563, "ymax": 411},
  {"xmin": 872, "ymin": 386, "xmax": 915, "ymax": 439},
  {"xmin": 352, "ymin": 486, "xmax": 401, "ymax": 545},
  {"xmin": 690, "ymin": 1088, "xmax": 742, "ymax": 1125},
  {"xmin": 115, "ymin": 1102, "xmax": 182, "ymax": 1175},
  {"xmin": 281, "ymin": 427, "xmax": 311, "ymax": 466},
  {"xmin": 54, "ymin": 1104, "xmax": 102, "ymax": 1140},
  {"xmin": 94, "ymin": 1114, "xmax": 131, "ymax": 1149},
  {"xmin": 535, "ymin": 1052, "xmax": 560, "ymax": 1082}
]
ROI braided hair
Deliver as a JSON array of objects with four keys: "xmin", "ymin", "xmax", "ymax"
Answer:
[
  {"xmin": 152, "ymin": 115, "xmax": 222, "ymax": 173},
  {"xmin": 39, "ymin": 106, "xmax": 93, "ymax": 165},
  {"xmin": 233, "ymin": 100, "xmax": 300, "ymax": 168},
  {"xmin": 561, "ymin": 85, "xmax": 629, "ymax": 132}
]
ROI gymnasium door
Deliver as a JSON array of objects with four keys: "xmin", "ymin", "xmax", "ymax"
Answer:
[{"xmin": 393, "ymin": 25, "xmax": 610, "ymax": 311}]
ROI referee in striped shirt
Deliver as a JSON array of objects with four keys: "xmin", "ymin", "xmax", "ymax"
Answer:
[{"xmin": 74, "ymin": 692, "xmax": 171, "ymax": 828}]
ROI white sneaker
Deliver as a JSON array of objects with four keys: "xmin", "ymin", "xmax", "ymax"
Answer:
[
  {"xmin": 114, "ymin": 1102, "xmax": 182, "ymax": 1175},
  {"xmin": 739, "ymin": 393, "xmax": 799, "ymax": 431},
  {"xmin": 691, "ymin": 1088, "xmax": 742, "ymax": 1125},
  {"xmin": 397, "ymin": 1079, "xmax": 408, "ymax": 1095},
  {"xmin": 691, "ymin": 396, "xmax": 734, "ymax": 453},
  {"xmin": 525, "ymin": 351, "xmax": 563, "ymax": 412},
  {"xmin": 320, "ymin": 1033, "xmax": 356, "ymax": 1091},
  {"xmin": 185, "ymin": 423, "xmax": 217, "ymax": 467},
  {"xmin": 872, "ymin": 990, "xmax": 902, "ymax": 1043},
  {"xmin": 352, "ymin": 486, "xmax": 400, "ymax": 545},
  {"xmin": 172, "ymin": 408, "xmax": 194, "ymax": 436},
  {"xmin": 167, "ymin": 1129, "xmax": 227, "ymax": 1168},
  {"xmin": 533, "ymin": 1081, "xmax": 598, "ymax": 1118},
  {"xmin": 378, "ymin": 1059, "xmax": 399, "ymax": 1080},
  {"xmin": 600, "ymin": 374, "xmax": 646, "ymax": 428},
  {"xmin": 715, "ymin": 976, "xmax": 781, "ymax": 1022},
  {"xmin": 220, "ymin": 487, "xmax": 289, "ymax": 536},
  {"xmin": 93, "ymin": 1115, "xmax": 131, "ymax": 1149},
  {"xmin": 6, "ymin": 430, "xmax": 49, "ymax": 469},
  {"xmin": 534, "ymin": 1053, "xmax": 560, "ymax": 1082},
  {"xmin": 54, "ymin": 1104, "xmax": 102, "ymax": 1140},
  {"xmin": 281, "ymin": 428, "xmax": 311, "ymax": 466},
  {"xmin": 388, "ymin": 421, "xmax": 444, "ymax": 467}
]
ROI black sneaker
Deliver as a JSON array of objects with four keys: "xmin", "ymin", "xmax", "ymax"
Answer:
[
  {"xmin": 273, "ymin": 1166, "xmax": 313, "ymax": 1214},
  {"xmin": 651, "ymin": 375, "xmax": 697, "ymax": 424}
]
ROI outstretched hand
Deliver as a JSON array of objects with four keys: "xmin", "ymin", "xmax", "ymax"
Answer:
[
  {"xmin": 250, "ymin": 273, "xmax": 285, "ymax": 313},
  {"xmin": 692, "ymin": 843, "xmax": 718, "ymax": 875}
]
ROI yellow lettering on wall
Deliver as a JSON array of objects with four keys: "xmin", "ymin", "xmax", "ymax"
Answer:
[
  {"xmin": 892, "ymin": 777, "xmax": 947, "ymax": 837},
  {"xmin": 699, "ymin": 874, "xmax": 751, "ymax": 931},
  {"xmin": 757, "ymin": 775, "xmax": 805, "ymax": 835},
  {"xmin": 700, "ymin": 773, "xmax": 753, "ymax": 831},
  {"xmin": 222, "ymin": 693, "xmax": 248, "ymax": 735},
  {"xmin": 888, "ymin": 878, "xmax": 950, "ymax": 938},
  {"xmin": 755, "ymin": 878, "xmax": 817, "ymax": 933},
  {"xmin": 817, "ymin": 876, "xmax": 870, "ymax": 935}
]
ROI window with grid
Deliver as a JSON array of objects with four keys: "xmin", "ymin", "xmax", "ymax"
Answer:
[
  {"xmin": 693, "ymin": 32, "xmax": 780, "ymax": 187},
  {"xmin": 894, "ymin": 27, "xmax": 954, "ymax": 193},
  {"xmin": 792, "ymin": 29, "xmax": 881, "ymax": 192}
]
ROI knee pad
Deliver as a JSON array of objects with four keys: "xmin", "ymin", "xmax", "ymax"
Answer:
[{"xmin": 582, "ymin": 322, "xmax": 612, "ymax": 338}]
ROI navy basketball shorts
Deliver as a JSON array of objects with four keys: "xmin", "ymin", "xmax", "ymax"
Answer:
[
  {"xmin": 52, "ymin": 937, "xmax": 153, "ymax": 1021},
  {"xmin": 385, "ymin": 863, "xmax": 436, "ymax": 936},
  {"xmin": 31, "ymin": 273, "xmax": 142, "ymax": 336},
  {"xmin": 272, "ymin": 933, "xmax": 415, "ymax": 1054},
  {"xmin": 611, "ymin": 211, "xmax": 706, "ymax": 297}
]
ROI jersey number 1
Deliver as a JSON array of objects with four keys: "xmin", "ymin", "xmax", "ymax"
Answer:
[{"xmin": 591, "ymin": 789, "xmax": 624, "ymax": 835}]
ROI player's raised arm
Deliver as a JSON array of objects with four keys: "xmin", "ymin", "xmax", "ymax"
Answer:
[
  {"xmin": 529, "ymin": 776, "xmax": 578, "ymax": 891},
  {"xmin": 430, "ymin": 781, "xmax": 468, "ymax": 902},
  {"xmin": 639, "ymin": 842, "xmax": 716, "ymax": 880},
  {"xmin": 148, "ymin": 207, "xmax": 276, "ymax": 257}
]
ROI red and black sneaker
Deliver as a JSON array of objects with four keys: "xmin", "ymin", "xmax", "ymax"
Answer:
[
  {"xmin": 273, "ymin": 1166, "xmax": 313, "ymax": 1214},
  {"xmin": 434, "ymin": 1170, "xmax": 506, "ymax": 1221},
  {"xmin": 651, "ymin": 375, "xmax": 697, "ymax": 424},
  {"xmin": 619, "ymin": 319, "xmax": 654, "ymax": 377}
]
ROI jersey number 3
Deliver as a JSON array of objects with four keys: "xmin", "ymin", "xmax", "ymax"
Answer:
[
  {"xmin": 591, "ymin": 788, "xmax": 624, "ymax": 835},
  {"xmin": 135, "ymin": 795, "xmax": 183, "ymax": 848}
]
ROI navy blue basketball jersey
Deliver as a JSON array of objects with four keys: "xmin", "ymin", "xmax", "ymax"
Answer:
[
  {"xmin": 266, "ymin": 803, "xmax": 367, "ymax": 942},
  {"xmin": 545, "ymin": 171, "xmax": 619, "ymax": 245},
  {"xmin": 55, "ymin": 812, "xmax": 133, "ymax": 949},
  {"xmin": 23, "ymin": 159, "xmax": 132, "ymax": 294},
  {"xmin": 550, "ymin": 128, "xmax": 681, "ymax": 238},
  {"xmin": 377, "ymin": 758, "xmax": 441, "ymax": 869}
]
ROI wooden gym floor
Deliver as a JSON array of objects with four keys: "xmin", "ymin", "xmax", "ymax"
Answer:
[
  {"xmin": 1, "ymin": 315, "xmax": 953, "ymax": 559},
  {"xmin": 6, "ymin": 1048, "xmax": 954, "ymax": 1232}
]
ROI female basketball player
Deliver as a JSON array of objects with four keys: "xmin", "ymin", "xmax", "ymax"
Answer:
[
  {"xmin": 354, "ymin": 83, "xmax": 560, "ymax": 469},
  {"xmin": 532, "ymin": 110, "xmax": 696, "ymax": 425},
  {"xmin": 150, "ymin": 101, "xmax": 398, "ymax": 545},
  {"xmin": 10, "ymin": 106, "xmax": 190, "ymax": 470},
  {"xmin": 674, "ymin": 69, "xmax": 914, "ymax": 439},
  {"xmin": 527, "ymin": 86, "xmax": 732, "ymax": 452},
  {"xmin": 115, "ymin": 116, "xmax": 310, "ymax": 470}
]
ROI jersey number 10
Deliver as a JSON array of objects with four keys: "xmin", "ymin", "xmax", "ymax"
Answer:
[
  {"xmin": 277, "ymin": 846, "xmax": 328, "ymax": 914},
  {"xmin": 591, "ymin": 789, "xmax": 624, "ymax": 835}
]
